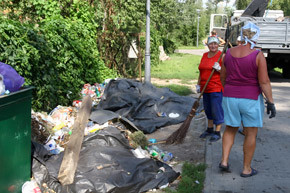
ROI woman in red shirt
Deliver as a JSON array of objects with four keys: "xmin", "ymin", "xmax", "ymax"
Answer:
[{"xmin": 197, "ymin": 36, "xmax": 224, "ymax": 142}]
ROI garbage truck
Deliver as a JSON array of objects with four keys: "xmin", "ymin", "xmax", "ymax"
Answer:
[{"xmin": 210, "ymin": 0, "xmax": 290, "ymax": 78}]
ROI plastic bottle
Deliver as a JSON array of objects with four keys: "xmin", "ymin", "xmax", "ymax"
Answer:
[
  {"xmin": 147, "ymin": 145, "xmax": 165, "ymax": 159},
  {"xmin": 163, "ymin": 152, "xmax": 173, "ymax": 162},
  {"xmin": 149, "ymin": 150, "xmax": 159, "ymax": 158}
]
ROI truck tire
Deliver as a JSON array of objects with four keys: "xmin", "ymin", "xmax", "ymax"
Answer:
[{"xmin": 282, "ymin": 65, "xmax": 290, "ymax": 79}]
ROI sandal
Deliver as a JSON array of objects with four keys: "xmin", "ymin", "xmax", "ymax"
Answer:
[
  {"xmin": 219, "ymin": 163, "xmax": 230, "ymax": 172},
  {"xmin": 240, "ymin": 167, "xmax": 258, "ymax": 178}
]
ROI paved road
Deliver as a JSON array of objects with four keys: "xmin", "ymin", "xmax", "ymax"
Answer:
[
  {"xmin": 175, "ymin": 48, "xmax": 208, "ymax": 56},
  {"xmin": 204, "ymin": 72, "xmax": 290, "ymax": 193}
]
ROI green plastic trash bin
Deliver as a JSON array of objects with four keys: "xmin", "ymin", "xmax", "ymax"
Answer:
[{"xmin": 0, "ymin": 87, "xmax": 34, "ymax": 193}]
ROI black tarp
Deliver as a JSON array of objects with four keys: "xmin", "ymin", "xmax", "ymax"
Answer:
[
  {"xmin": 32, "ymin": 126, "xmax": 179, "ymax": 193},
  {"xmin": 95, "ymin": 79, "xmax": 201, "ymax": 134}
]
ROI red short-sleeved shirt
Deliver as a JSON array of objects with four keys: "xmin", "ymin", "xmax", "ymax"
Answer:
[{"xmin": 198, "ymin": 51, "xmax": 223, "ymax": 93}]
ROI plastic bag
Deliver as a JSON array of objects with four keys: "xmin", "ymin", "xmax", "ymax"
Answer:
[
  {"xmin": 0, "ymin": 62, "xmax": 24, "ymax": 92},
  {"xmin": 22, "ymin": 178, "xmax": 41, "ymax": 193},
  {"xmin": 0, "ymin": 74, "xmax": 5, "ymax": 95}
]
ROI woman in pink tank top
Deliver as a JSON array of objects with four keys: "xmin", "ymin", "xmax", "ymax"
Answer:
[{"xmin": 219, "ymin": 22, "xmax": 276, "ymax": 177}]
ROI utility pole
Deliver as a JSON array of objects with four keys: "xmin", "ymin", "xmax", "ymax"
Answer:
[
  {"xmin": 196, "ymin": 9, "xmax": 200, "ymax": 48},
  {"xmin": 145, "ymin": 0, "xmax": 151, "ymax": 83}
]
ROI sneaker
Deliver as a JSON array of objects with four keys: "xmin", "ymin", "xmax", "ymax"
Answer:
[
  {"xmin": 209, "ymin": 133, "xmax": 221, "ymax": 142},
  {"xmin": 200, "ymin": 131, "xmax": 213, "ymax": 138}
]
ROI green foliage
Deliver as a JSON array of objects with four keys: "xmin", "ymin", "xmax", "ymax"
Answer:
[
  {"xmin": 177, "ymin": 162, "xmax": 206, "ymax": 193},
  {"xmin": 171, "ymin": 0, "xmax": 207, "ymax": 47},
  {"xmin": 235, "ymin": 0, "xmax": 252, "ymax": 10},
  {"xmin": 165, "ymin": 162, "xmax": 206, "ymax": 193},
  {"xmin": 151, "ymin": 53, "xmax": 201, "ymax": 80},
  {"xmin": 235, "ymin": 0, "xmax": 290, "ymax": 16},
  {"xmin": 162, "ymin": 38, "xmax": 177, "ymax": 54},
  {"xmin": 268, "ymin": 0, "xmax": 290, "ymax": 16},
  {"xmin": 0, "ymin": 15, "xmax": 116, "ymax": 111}
]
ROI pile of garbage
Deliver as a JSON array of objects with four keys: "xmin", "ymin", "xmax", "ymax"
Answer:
[
  {"xmin": 77, "ymin": 82, "xmax": 107, "ymax": 107},
  {"xmin": 29, "ymin": 79, "xmax": 195, "ymax": 192},
  {"xmin": 31, "ymin": 81, "xmax": 108, "ymax": 155}
]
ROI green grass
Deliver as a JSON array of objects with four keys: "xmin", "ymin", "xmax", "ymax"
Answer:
[
  {"xmin": 151, "ymin": 53, "xmax": 201, "ymax": 81},
  {"xmin": 154, "ymin": 84, "xmax": 192, "ymax": 96},
  {"xmin": 165, "ymin": 162, "xmax": 207, "ymax": 193}
]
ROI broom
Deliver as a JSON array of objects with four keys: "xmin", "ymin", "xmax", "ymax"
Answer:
[{"xmin": 166, "ymin": 32, "xmax": 234, "ymax": 144}]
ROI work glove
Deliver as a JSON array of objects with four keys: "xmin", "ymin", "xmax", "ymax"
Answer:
[
  {"xmin": 212, "ymin": 62, "xmax": 221, "ymax": 71},
  {"xmin": 266, "ymin": 101, "xmax": 276, "ymax": 118},
  {"xmin": 196, "ymin": 85, "xmax": 200, "ymax": 93}
]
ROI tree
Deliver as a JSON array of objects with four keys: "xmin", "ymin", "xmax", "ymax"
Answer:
[
  {"xmin": 235, "ymin": 0, "xmax": 252, "ymax": 10},
  {"xmin": 235, "ymin": 0, "xmax": 290, "ymax": 16}
]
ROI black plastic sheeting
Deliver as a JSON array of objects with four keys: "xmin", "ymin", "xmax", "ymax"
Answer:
[
  {"xmin": 96, "ymin": 79, "xmax": 201, "ymax": 134},
  {"xmin": 32, "ymin": 126, "xmax": 179, "ymax": 193}
]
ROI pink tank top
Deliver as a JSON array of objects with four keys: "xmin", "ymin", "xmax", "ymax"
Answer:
[{"xmin": 223, "ymin": 49, "xmax": 261, "ymax": 100}]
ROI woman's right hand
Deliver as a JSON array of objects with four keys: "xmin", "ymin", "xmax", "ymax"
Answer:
[
  {"xmin": 266, "ymin": 101, "xmax": 276, "ymax": 118},
  {"xmin": 196, "ymin": 85, "xmax": 200, "ymax": 93}
]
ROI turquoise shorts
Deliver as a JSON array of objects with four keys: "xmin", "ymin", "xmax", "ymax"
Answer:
[{"xmin": 222, "ymin": 94, "xmax": 264, "ymax": 127}]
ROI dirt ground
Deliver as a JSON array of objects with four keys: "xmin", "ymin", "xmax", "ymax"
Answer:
[{"xmin": 144, "ymin": 79, "xmax": 207, "ymax": 191}]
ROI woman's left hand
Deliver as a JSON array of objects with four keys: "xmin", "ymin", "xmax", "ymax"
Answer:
[{"xmin": 212, "ymin": 62, "xmax": 221, "ymax": 71}]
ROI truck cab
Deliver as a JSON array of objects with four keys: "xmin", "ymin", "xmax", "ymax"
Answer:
[{"xmin": 209, "ymin": 14, "xmax": 228, "ymax": 40}]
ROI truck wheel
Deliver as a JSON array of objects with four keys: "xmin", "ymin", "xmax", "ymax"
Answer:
[{"xmin": 282, "ymin": 65, "xmax": 290, "ymax": 79}]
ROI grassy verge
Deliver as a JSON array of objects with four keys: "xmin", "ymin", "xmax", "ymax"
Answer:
[
  {"xmin": 154, "ymin": 84, "xmax": 192, "ymax": 96},
  {"xmin": 165, "ymin": 162, "xmax": 207, "ymax": 193},
  {"xmin": 151, "ymin": 53, "xmax": 201, "ymax": 81}
]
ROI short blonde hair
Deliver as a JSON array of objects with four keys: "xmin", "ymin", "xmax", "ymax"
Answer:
[{"xmin": 242, "ymin": 29, "xmax": 256, "ymax": 40}]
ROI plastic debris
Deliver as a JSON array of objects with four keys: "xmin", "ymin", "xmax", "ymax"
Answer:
[
  {"xmin": 163, "ymin": 152, "xmax": 173, "ymax": 162},
  {"xmin": 148, "ymin": 138, "xmax": 157, "ymax": 144},
  {"xmin": 157, "ymin": 112, "xmax": 167, "ymax": 117},
  {"xmin": 146, "ymin": 145, "xmax": 174, "ymax": 163},
  {"xmin": 22, "ymin": 178, "xmax": 41, "ymax": 193},
  {"xmin": 84, "ymin": 121, "xmax": 109, "ymax": 135},
  {"xmin": 131, "ymin": 146, "xmax": 150, "ymax": 159},
  {"xmin": 0, "ymin": 74, "xmax": 5, "ymax": 95},
  {"xmin": 169, "ymin": 113, "xmax": 180, "ymax": 118},
  {"xmin": 79, "ymin": 82, "xmax": 106, "ymax": 107}
]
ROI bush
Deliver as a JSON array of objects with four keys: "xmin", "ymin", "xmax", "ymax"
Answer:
[
  {"xmin": 0, "ymin": 16, "xmax": 116, "ymax": 111},
  {"xmin": 162, "ymin": 37, "xmax": 177, "ymax": 54}
]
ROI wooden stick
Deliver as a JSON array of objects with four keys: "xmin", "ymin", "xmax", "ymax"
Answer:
[
  {"xmin": 58, "ymin": 96, "xmax": 92, "ymax": 185},
  {"xmin": 148, "ymin": 140, "xmax": 166, "ymax": 146}
]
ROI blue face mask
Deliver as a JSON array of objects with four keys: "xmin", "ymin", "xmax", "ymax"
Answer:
[{"xmin": 240, "ymin": 22, "xmax": 260, "ymax": 49}]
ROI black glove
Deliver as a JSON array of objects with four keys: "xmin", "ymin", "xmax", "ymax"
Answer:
[{"xmin": 266, "ymin": 101, "xmax": 276, "ymax": 118}]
